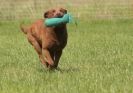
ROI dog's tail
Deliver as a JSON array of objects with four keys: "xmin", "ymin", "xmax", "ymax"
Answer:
[{"xmin": 20, "ymin": 23, "xmax": 29, "ymax": 34}]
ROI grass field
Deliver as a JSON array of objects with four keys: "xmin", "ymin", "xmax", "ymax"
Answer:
[
  {"xmin": 0, "ymin": 0, "xmax": 133, "ymax": 93},
  {"xmin": 0, "ymin": 19, "xmax": 133, "ymax": 93}
]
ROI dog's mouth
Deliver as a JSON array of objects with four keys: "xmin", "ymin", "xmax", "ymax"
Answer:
[
  {"xmin": 58, "ymin": 16, "xmax": 63, "ymax": 18},
  {"xmin": 54, "ymin": 14, "xmax": 64, "ymax": 18},
  {"xmin": 55, "ymin": 15, "xmax": 63, "ymax": 18}
]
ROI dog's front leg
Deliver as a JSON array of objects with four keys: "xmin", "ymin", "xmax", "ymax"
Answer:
[
  {"xmin": 42, "ymin": 48, "xmax": 54, "ymax": 68},
  {"xmin": 53, "ymin": 50, "xmax": 62, "ymax": 68}
]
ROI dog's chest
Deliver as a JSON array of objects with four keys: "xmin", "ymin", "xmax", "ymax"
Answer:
[{"xmin": 44, "ymin": 29, "xmax": 67, "ymax": 50}]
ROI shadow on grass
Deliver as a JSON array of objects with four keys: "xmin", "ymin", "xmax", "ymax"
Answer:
[
  {"xmin": 37, "ymin": 66, "xmax": 80, "ymax": 73},
  {"xmin": 59, "ymin": 67, "xmax": 80, "ymax": 73}
]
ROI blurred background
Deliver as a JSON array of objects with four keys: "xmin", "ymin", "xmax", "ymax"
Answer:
[{"xmin": 0, "ymin": 0, "xmax": 132, "ymax": 21}]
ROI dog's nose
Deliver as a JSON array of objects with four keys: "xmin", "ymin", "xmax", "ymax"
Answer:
[
  {"xmin": 56, "ymin": 13, "xmax": 61, "ymax": 16},
  {"xmin": 56, "ymin": 12, "xmax": 63, "ymax": 18}
]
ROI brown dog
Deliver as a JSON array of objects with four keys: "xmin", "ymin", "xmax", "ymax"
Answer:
[{"xmin": 21, "ymin": 8, "xmax": 68, "ymax": 69}]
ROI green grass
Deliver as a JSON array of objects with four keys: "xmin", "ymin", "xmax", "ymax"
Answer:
[{"xmin": 0, "ymin": 20, "xmax": 133, "ymax": 93}]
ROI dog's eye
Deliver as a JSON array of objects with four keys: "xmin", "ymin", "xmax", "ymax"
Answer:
[
  {"xmin": 60, "ymin": 9, "xmax": 67, "ymax": 13},
  {"xmin": 60, "ymin": 9, "xmax": 63, "ymax": 12},
  {"xmin": 52, "ymin": 10, "xmax": 55, "ymax": 12}
]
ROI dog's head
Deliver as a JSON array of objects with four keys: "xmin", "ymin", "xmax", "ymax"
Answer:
[{"xmin": 44, "ymin": 8, "xmax": 67, "ymax": 18}]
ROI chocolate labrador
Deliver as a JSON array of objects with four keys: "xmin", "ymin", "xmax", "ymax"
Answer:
[{"xmin": 20, "ymin": 8, "xmax": 68, "ymax": 69}]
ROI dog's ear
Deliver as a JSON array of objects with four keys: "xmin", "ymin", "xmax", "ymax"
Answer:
[
  {"xmin": 44, "ymin": 11, "xmax": 49, "ymax": 18},
  {"xmin": 61, "ymin": 8, "xmax": 67, "ymax": 14},
  {"xmin": 64, "ymin": 9, "xmax": 67, "ymax": 14}
]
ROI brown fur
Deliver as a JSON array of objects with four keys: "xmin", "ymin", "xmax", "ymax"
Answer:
[{"xmin": 20, "ymin": 8, "xmax": 68, "ymax": 69}]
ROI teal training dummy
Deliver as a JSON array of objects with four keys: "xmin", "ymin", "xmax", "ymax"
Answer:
[{"xmin": 45, "ymin": 14, "xmax": 72, "ymax": 27}]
